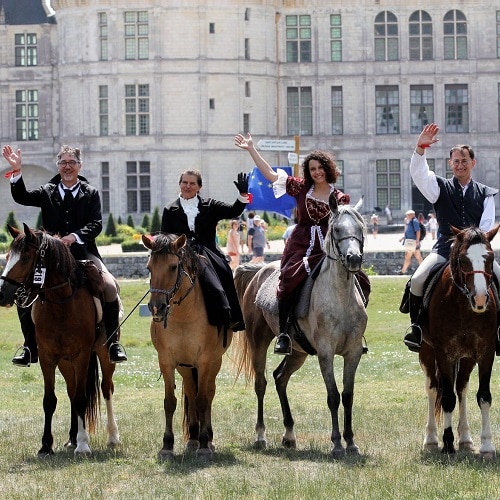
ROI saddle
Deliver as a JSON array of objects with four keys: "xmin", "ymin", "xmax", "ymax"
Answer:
[
  {"xmin": 77, "ymin": 260, "xmax": 106, "ymax": 297},
  {"xmin": 399, "ymin": 262, "xmax": 500, "ymax": 314},
  {"xmin": 255, "ymin": 257, "xmax": 368, "ymax": 356}
]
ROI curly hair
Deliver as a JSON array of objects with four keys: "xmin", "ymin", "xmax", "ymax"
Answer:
[
  {"xmin": 57, "ymin": 145, "xmax": 82, "ymax": 163},
  {"xmin": 301, "ymin": 150, "xmax": 340, "ymax": 185}
]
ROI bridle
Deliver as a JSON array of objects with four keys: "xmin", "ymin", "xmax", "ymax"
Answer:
[
  {"xmin": 2, "ymin": 234, "xmax": 75, "ymax": 307},
  {"xmin": 148, "ymin": 249, "xmax": 197, "ymax": 326},
  {"xmin": 326, "ymin": 211, "xmax": 365, "ymax": 272},
  {"xmin": 452, "ymin": 254, "xmax": 493, "ymax": 300}
]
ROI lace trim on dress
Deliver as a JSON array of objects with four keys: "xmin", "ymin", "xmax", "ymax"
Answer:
[{"xmin": 272, "ymin": 168, "xmax": 289, "ymax": 198}]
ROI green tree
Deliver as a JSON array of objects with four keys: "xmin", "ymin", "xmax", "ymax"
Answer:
[
  {"xmin": 141, "ymin": 214, "xmax": 150, "ymax": 231},
  {"xmin": 126, "ymin": 215, "xmax": 135, "ymax": 228},
  {"xmin": 150, "ymin": 206, "xmax": 161, "ymax": 233},
  {"xmin": 105, "ymin": 213, "xmax": 117, "ymax": 237},
  {"xmin": 263, "ymin": 211, "xmax": 271, "ymax": 225},
  {"xmin": 117, "ymin": 216, "xmax": 122, "ymax": 225},
  {"xmin": 35, "ymin": 211, "xmax": 43, "ymax": 229},
  {"xmin": 4, "ymin": 211, "xmax": 19, "ymax": 232}
]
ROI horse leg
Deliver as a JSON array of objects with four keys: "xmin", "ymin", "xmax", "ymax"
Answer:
[
  {"xmin": 159, "ymin": 367, "xmax": 176, "ymax": 462},
  {"xmin": 178, "ymin": 366, "xmax": 200, "ymax": 454},
  {"xmin": 439, "ymin": 369, "xmax": 457, "ymax": 454},
  {"xmin": 317, "ymin": 350, "xmax": 344, "ymax": 457},
  {"xmin": 194, "ymin": 356, "xmax": 223, "ymax": 460},
  {"xmin": 476, "ymin": 357, "xmax": 496, "ymax": 459},
  {"xmin": 38, "ymin": 363, "xmax": 57, "ymax": 458},
  {"xmin": 423, "ymin": 375, "xmax": 439, "ymax": 451},
  {"xmin": 97, "ymin": 348, "xmax": 120, "ymax": 447},
  {"xmin": 60, "ymin": 362, "xmax": 92, "ymax": 456},
  {"xmin": 456, "ymin": 358, "xmax": 474, "ymax": 452},
  {"xmin": 341, "ymin": 353, "xmax": 362, "ymax": 455},
  {"xmin": 419, "ymin": 346, "xmax": 439, "ymax": 451},
  {"xmin": 273, "ymin": 352, "xmax": 307, "ymax": 449}
]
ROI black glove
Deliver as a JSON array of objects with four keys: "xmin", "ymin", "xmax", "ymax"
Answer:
[{"xmin": 233, "ymin": 172, "xmax": 249, "ymax": 194}]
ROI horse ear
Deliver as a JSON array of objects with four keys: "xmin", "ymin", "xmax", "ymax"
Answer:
[
  {"xmin": 7, "ymin": 224, "xmax": 20, "ymax": 239},
  {"xmin": 173, "ymin": 234, "xmax": 187, "ymax": 251},
  {"xmin": 329, "ymin": 192, "xmax": 339, "ymax": 215},
  {"xmin": 142, "ymin": 234, "xmax": 154, "ymax": 250},
  {"xmin": 486, "ymin": 223, "xmax": 500, "ymax": 243},
  {"xmin": 23, "ymin": 223, "xmax": 37, "ymax": 245},
  {"xmin": 450, "ymin": 225, "xmax": 461, "ymax": 236}
]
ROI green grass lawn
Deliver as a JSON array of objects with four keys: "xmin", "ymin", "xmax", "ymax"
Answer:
[{"xmin": 0, "ymin": 277, "xmax": 499, "ymax": 499}]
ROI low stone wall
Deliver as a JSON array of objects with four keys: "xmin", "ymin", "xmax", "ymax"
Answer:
[
  {"xmin": 101, "ymin": 250, "xmax": 424, "ymax": 277},
  {"xmin": 3, "ymin": 250, "xmax": 500, "ymax": 278}
]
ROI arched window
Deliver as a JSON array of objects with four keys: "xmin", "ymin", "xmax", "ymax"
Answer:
[
  {"xmin": 374, "ymin": 11, "xmax": 398, "ymax": 61},
  {"xmin": 409, "ymin": 11, "xmax": 433, "ymax": 60},
  {"xmin": 443, "ymin": 10, "xmax": 467, "ymax": 60}
]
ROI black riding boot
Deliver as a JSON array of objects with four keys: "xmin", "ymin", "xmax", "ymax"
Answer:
[
  {"xmin": 103, "ymin": 299, "xmax": 127, "ymax": 363},
  {"xmin": 274, "ymin": 297, "xmax": 293, "ymax": 355},
  {"xmin": 12, "ymin": 305, "xmax": 38, "ymax": 367},
  {"xmin": 403, "ymin": 293, "xmax": 423, "ymax": 353}
]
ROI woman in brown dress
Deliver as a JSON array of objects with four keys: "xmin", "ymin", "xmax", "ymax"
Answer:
[{"xmin": 235, "ymin": 133, "xmax": 351, "ymax": 354}]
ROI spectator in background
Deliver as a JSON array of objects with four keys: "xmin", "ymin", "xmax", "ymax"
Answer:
[
  {"xmin": 247, "ymin": 215, "xmax": 269, "ymax": 263},
  {"xmin": 385, "ymin": 204, "xmax": 393, "ymax": 225},
  {"xmin": 282, "ymin": 217, "xmax": 298, "ymax": 246},
  {"xmin": 370, "ymin": 213, "xmax": 379, "ymax": 238},
  {"xmin": 226, "ymin": 219, "xmax": 241, "ymax": 271},
  {"xmin": 246, "ymin": 212, "xmax": 255, "ymax": 254},
  {"xmin": 427, "ymin": 212, "xmax": 438, "ymax": 239},
  {"xmin": 417, "ymin": 212, "xmax": 427, "ymax": 238},
  {"xmin": 238, "ymin": 218, "xmax": 246, "ymax": 253},
  {"xmin": 398, "ymin": 210, "xmax": 423, "ymax": 274}
]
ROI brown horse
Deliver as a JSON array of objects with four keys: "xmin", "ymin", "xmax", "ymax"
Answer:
[
  {"xmin": 233, "ymin": 195, "xmax": 368, "ymax": 457},
  {"xmin": 0, "ymin": 224, "xmax": 120, "ymax": 457},
  {"xmin": 420, "ymin": 224, "xmax": 499, "ymax": 458},
  {"xmin": 142, "ymin": 232, "xmax": 232, "ymax": 461}
]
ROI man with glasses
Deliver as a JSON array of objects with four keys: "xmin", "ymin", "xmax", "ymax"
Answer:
[
  {"xmin": 1, "ymin": 144, "xmax": 127, "ymax": 365},
  {"xmin": 402, "ymin": 123, "xmax": 500, "ymax": 354}
]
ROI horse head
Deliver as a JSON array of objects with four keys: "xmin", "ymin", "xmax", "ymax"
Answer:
[
  {"xmin": 142, "ymin": 232, "xmax": 190, "ymax": 325},
  {"xmin": 326, "ymin": 193, "xmax": 366, "ymax": 273},
  {"xmin": 0, "ymin": 223, "xmax": 39, "ymax": 306},
  {"xmin": 450, "ymin": 224, "xmax": 500, "ymax": 313}
]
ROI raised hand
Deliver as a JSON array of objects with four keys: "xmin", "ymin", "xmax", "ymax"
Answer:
[
  {"xmin": 2, "ymin": 145, "xmax": 22, "ymax": 170},
  {"xmin": 417, "ymin": 123, "xmax": 439, "ymax": 148},
  {"xmin": 234, "ymin": 133, "xmax": 253, "ymax": 151},
  {"xmin": 233, "ymin": 172, "xmax": 249, "ymax": 194}
]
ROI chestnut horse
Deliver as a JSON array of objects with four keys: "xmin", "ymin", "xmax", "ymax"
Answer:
[
  {"xmin": 0, "ymin": 224, "xmax": 120, "ymax": 457},
  {"xmin": 142, "ymin": 232, "xmax": 232, "ymax": 461},
  {"xmin": 420, "ymin": 225, "xmax": 499, "ymax": 458},
  {"xmin": 233, "ymin": 195, "xmax": 368, "ymax": 457}
]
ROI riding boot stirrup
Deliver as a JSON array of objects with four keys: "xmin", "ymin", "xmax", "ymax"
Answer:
[
  {"xmin": 274, "ymin": 333, "xmax": 292, "ymax": 355},
  {"xmin": 404, "ymin": 324, "xmax": 422, "ymax": 353}
]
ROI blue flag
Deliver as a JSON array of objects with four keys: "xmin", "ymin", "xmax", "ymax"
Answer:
[{"xmin": 247, "ymin": 167, "xmax": 296, "ymax": 219}]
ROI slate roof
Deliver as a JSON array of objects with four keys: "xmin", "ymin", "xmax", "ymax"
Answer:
[{"xmin": 0, "ymin": 0, "xmax": 56, "ymax": 25}]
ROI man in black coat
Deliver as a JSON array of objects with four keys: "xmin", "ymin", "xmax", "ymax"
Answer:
[
  {"xmin": 161, "ymin": 169, "xmax": 249, "ymax": 331},
  {"xmin": 2, "ymin": 144, "xmax": 127, "ymax": 365}
]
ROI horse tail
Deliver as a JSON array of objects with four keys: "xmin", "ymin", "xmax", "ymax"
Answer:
[
  {"xmin": 182, "ymin": 367, "xmax": 198, "ymax": 441},
  {"xmin": 232, "ymin": 265, "xmax": 261, "ymax": 385},
  {"xmin": 85, "ymin": 351, "xmax": 101, "ymax": 434},
  {"xmin": 434, "ymin": 388, "xmax": 443, "ymax": 423}
]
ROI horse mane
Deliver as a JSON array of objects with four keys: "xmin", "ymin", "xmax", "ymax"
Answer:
[
  {"xmin": 150, "ymin": 233, "xmax": 199, "ymax": 276},
  {"xmin": 324, "ymin": 205, "xmax": 367, "ymax": 256}
]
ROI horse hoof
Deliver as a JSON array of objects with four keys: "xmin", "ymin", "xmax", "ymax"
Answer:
[
  {"xmin": 37, "ymin": 449, "xmax": 54, "ymax": 459},
  {"xmin": 331, "ymin": 447, "xmax": 346, "ymax": 459},
  {"xmin": 196, "ymin": 448, "xmax": 213, "ymax": 460},
  {"xmin": 423, "ymin": 442, "xmax": 439, "ymax": 452},
  {"xmin": 458, "ymin": 441, "xmax": 474, "ymax": 452},
  {"xmin": 74, "ymin": 446, "xmax": 92, "ymax": 457},
  {"xmin": 480, "ymin": 450, "xmax": 496, "ymax": 460},
  {"xmin": 346, "ymin": 444, "xmax": 360, "ymax": 455},
  {"xmin": 107, "ymin": 438, "xmax": 121, "ymax": 448},
  {"xmin": 185, "ymin": 440, "xmax": 199, "ymax": 453},
  {"xmin": 63, "ymin": 440, "xmax": 76, "ymax": 450},
  {"xmin": 253, "ymin": 439, "xmax": 267, "ymax": 450},
  {"xmin": 281, "ymin": 437, "xmax": 296, "ymax": 449},
  {"xmin": 158, "ymin": 450, "xmax": 175, "ymax": 462},
  {"xmin": 208, "ymin": 442, "xmax": 216, "ymax": 452}
]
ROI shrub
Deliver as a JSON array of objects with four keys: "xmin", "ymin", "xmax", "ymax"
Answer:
[
  {"xmin": 126, "ymin": 215, "xmax": 135, "ymax": 228},
  {"xmin": 141, "ymin": 214, "xmax": 150, "ymax": 231},
  {"xmin": 105, "ymin": 213, "xmax": 117, "ymax": 237},
  {"xmin": 150, "ymin": 207, "xmax": 161, "ymax": 233},
  {"xmin": 4, "ymin": 211, "xmax": 19, "ymax": 232},
  {"xmin": 121, "ymin": 240, "xmax": 147, "ymax": 252}
]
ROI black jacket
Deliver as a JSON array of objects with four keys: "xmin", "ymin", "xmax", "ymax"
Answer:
[{"xmin": 11, "ymin": 173, "xmax": 103, "ymax": 260}]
